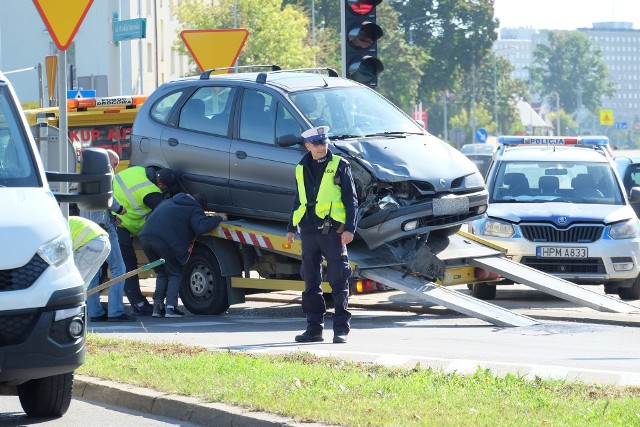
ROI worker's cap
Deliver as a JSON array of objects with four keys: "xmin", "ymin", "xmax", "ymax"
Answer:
[
  {"xmin": 301, "ymin": 126, "xmax": 330, "ymax": 145},
  {"xmin": 156, "ymin": 168, "xmax": 177, "ymax": 187}
]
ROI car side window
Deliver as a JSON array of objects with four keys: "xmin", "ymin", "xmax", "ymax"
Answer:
[
  {"xmin": 239, "ymin": 90, "xmax": 275, "ymax": 144},
  {"xmin": 179, "ymin": 86, "xmax": 235, "ymax": 136},
  {"xmin": 150, "ymin": 91, "xmax": 184, "ymax": 124}
]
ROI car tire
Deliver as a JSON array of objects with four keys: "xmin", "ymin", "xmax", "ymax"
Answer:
[
  {"xmin": 181, "ymin": 248, "xmax": 230, "ymax": 315},
  {"xmin": 618, "ymin": 276, "xmax": 640, "ymax": 300},
  {"xmin": 470, "ymin": 282, "xmax": 497, "ymax": 300},
  {"xmin": 603, "ymin": 282, "xmax": 618, "ymax": 294},
  {"xmin": 17, "ymin": 372, "xmax": 73, "ymax": 417}
]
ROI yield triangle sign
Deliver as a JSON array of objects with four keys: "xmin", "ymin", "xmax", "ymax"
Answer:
[
  {"xmin": 181, "ymin": 29, "xmax": 249, "ymax": 73},
  {"xmin": 33, "ymin": 0, "xmax": 94, "ymax": 51}
]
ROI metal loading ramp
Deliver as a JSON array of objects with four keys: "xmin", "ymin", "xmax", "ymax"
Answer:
[
  {"xmin": 469, "ymin": 256, "xmax": 640, "ymax": 314},
  {"xmin": 359, "ymin": 268, "xmax": 539, "ymax": 327}
]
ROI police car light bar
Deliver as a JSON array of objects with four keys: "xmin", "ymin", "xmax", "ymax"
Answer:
[{"xmin": 498, "ymin": 136, "xmax": 609, "ymax": 147}]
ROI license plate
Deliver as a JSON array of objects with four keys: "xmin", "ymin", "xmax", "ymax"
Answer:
[
  {"xmin": 536, "ymin": 246, "xmax": 588, "ymax": 258},
  {"xmin": 433, "ymin": 196, "xmax": 469, "ymax": 216}
]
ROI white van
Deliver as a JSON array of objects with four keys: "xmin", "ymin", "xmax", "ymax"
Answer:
[{"xmin": 0, "ymin": 72, "xmax": 112, "ymax": 417}]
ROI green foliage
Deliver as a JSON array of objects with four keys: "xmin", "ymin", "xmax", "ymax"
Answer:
[
  {"xmin": 174, "ymin": 0, "xmax": 322, "ymax": 71},
  {"xmin": 529, "ymin": 31, "xmax": 616, "ymax": 115}
]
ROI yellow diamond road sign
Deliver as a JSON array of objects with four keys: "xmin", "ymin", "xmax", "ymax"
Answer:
[
  {"xmin": 33, "ymin": 0, "xmax": 94, "ymax": 51},
  {"xmin": 181, "ymin": 29, "xmax": 249, "ymax": 73},
  {"xmin": 600, "ymin": 109, "xmax": 614, "ymax": 126}
]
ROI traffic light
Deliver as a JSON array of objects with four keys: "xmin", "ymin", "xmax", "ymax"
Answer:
[{"xmin": 341, "ymin": 0, "xmax": 384, "ymax": 88}]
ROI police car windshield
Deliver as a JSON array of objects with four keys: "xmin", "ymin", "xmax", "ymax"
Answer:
[
  {"xmin": 490, "ymin": 161, "xmax": 624, "ymax": 205},
  {"xmin": 0, "ymin": 87, "xmax": 39, "ymax": 188},
  {"xmin": 291, "ymin": 87, "xmax": 423, "ymax": 139}
]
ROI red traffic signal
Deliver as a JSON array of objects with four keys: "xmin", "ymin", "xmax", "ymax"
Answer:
[{"xmin": 342, "ymin": 0, "xmax": 384, "ymax": 87}]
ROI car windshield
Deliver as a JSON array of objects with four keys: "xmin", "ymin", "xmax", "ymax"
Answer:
[
  {"xmin": 0, "ymin": 86, "xmax": 39, "ymax": 188},
  {"xmin": 290, "ymin": 87, "xmax": 423, "ymax": 139},
  {"xmin": 490, "ymin": 160, "xmax": 624, "ymax": 205}
]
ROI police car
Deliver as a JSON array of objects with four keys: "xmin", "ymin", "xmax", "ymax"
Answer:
[{"xmin": 469, "ymin": 136, "xmax": 640, "ymax": 300}]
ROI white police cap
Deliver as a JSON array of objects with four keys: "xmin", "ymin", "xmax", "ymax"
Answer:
[{"xmin": 301, "ymin": 125, "xmax": 330, "ymax": 144}]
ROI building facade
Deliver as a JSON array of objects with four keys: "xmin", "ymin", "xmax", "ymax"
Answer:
[{"xmin": 0, "ymin": 0, "xmax": 191, "ymax": 105}]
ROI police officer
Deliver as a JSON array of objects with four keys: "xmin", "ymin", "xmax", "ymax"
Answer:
[
  {"xmin": 285, "ymin": 126, "xmax": 358, "ymax": 344},
  {"xmin": 114, "ymin": 166, "xmax": 178, "ymax": 314}
]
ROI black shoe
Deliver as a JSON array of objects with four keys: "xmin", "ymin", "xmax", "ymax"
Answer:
[
  {"xmin": 132, "ymin": 303, "xmax": 153, "ymax": 315},
  {"xmin": 152, "ymin": 302, "xmax": 165, "ymax": 318},
  {"xmin": 165, "ymin": 307, "xmax": 185, "ymax": 318},
  {"xmin": 295, "ymin": 331, "xmax": 324, "ymax": 343},
  {"xmin": 108, "ymin": 313, "xmax": 137, "ymax": 322},
  {"xmin": 333, "ymin": 334, "xmax": 348, "ymax": 344},
  {"xmin": 90, "ymin": 313, "xmax": 108, "ymax": 322}
]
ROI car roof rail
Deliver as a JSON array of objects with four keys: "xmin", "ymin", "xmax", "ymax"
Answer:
[
  {"xmin": 255, "ymin": 67, "xmax": 339, "ymax": 84},
  {"xmin": 199, "ymin": 64, "xmax": 282, "ymax": 80}
]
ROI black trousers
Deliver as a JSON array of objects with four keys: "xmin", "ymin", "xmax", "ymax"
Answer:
[
  {"xmin": 300, "ymin": 229, "xmax": 352, "ymax": 335},
  {"xmin": 116, "ymin": 226, "xmax": 148, "ymax": 306}
]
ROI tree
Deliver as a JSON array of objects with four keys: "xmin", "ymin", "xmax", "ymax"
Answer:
[
  {"xmin": 529, "ymin": 31, "xmax": 615, "ymax": 115},
  {"xmin": 174, "ymin": 0, "xmax": 323, "ymax": 71},
  {"xmin": 392, "ymin": 0, "xmax": 499, "ymax": 99}
]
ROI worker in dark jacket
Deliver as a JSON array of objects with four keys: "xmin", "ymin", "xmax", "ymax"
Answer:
[
  {"xmin": 139, "ymin": 193, "xmax": 227, "ymax": 318},
  {"xmin": 114, "ymin": 166, "xmax": 178, "ymax": 315},
  {"xmin": 285, "ymin": 126, "xmax": 358, "ymax": 344}
]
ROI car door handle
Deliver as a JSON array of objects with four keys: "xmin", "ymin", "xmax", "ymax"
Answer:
[
  {"xmin": 235, "ymin": 151, "xmax": 247, "ymax": 159},
  {"xmin": 168, "ymin": 138, "xmax": 179, "ymax": 146}
]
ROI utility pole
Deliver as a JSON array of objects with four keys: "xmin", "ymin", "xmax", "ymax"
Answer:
[
  {"xmin": 471, "ymin": 63, "xmax": 477, "ymax": 144},
  {"xmin": 442, "ymin": 92, "xmax": 449, "ymax": 141}
]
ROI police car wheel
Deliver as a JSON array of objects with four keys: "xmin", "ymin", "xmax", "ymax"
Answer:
[
  {"xmin": 617, "ymin": 275, "xmax": 640, "ymax": 300},
  {"xmin": 181, "ymin": 249, "xmax": 229, "ymax": 315},
  {"xmin": 470, "ymin": 282, "xmax": 497, "ymax": 300}
]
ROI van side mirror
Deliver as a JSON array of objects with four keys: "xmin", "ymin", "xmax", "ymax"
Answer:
[{"xmin": 46, "ymin": 148, "xmax": 113, "ymax": 211}]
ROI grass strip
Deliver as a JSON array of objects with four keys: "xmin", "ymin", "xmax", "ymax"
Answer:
[{"xmin": 79, "ymin": 335, "xmax": 640, "ymax": 426}]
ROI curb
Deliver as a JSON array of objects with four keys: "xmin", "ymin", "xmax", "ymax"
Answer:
[{"xmin": 74, "ymin": 375, "xmax": 331, "ymax": 427}]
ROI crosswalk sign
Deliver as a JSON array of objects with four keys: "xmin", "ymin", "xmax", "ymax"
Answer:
[{"xmin": 599, "ymin": 109, "xmax": 614, "ymax": 126}]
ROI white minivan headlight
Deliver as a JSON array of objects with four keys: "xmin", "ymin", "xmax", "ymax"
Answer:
[
  {"xmin": 483, "ymin": 219, "xmax": 515, "ymax": 238},
  {"xmin": 464, "ymin": 171, "xmax": 485, "ymax": 189},
  {"xmin": 609, "ymin": 219, "xmax": 640, "ymax": 240},
  {"xmin": 37, "ymin": 234, "xmax": 73, "ymax": 267}
]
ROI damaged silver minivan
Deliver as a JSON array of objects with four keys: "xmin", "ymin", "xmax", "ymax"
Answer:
[{"xmin": 130, "ymin": 67, "xmax": 487, "ymax": 251}]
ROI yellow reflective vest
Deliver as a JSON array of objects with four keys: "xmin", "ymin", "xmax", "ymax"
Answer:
[
  {"xmin": 292, "ymin": 156, "xmax": 346, "ymax": 226},
  {"xmin": 68, "ymin": 216, "xmax": 107, "ymax": 251},
  {"xmin": 113, "ymin": 166, "xmax": 162, "ymax": 236}
]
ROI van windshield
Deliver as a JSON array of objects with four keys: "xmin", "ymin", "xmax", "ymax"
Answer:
[
  {"xmin": 0, "ymin": 86, "xmax": 39, "ymax": 187},
  {"xmin": 490, "ymin": 161, "xmax": 625, "ymax": 205}
]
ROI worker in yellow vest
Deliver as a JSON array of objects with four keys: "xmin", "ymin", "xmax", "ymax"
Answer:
[
  {"xmin": 113, "ymin": 166, "xmax": 178, "ymax": 315},
  {"xmin": 68, "ymin": 216, "xmax": 110, "ymax": 287},
  {"xmin": 285, "ymin": 126, "xmax": 358, "ymax": 344}
]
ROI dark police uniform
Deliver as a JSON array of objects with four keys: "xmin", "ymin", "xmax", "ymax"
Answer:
[{"xmin": 287, "ymin": 126, "xmax": 358, "ymax": 343}]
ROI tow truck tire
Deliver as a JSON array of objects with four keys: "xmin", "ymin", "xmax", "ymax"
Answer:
[
  {"xmin": 617, "ymin": 276, "xmax": 640, "ymax": 300},
  {"xmin": 181, "ymin": 251, "xmax": 229, "ymax": 315},
  {"xmin": 17, "ymin": 372, "xmax": 73, "ymax": 417},
  {"xmin": 470, "ymin": 282, "xmax": 497, "ymax": 300}
]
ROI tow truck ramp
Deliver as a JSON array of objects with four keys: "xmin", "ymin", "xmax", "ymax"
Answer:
[
  {"xmin": 359, "ymin": 268, "xmax": 539, "ymax": 327},
  {"xmin": 469, "ymin": 256, "xmax": 640, "ymax": 314},
  {"xmin": 210, "ymin": 220, "xmax": 639, "ymax": 328}
]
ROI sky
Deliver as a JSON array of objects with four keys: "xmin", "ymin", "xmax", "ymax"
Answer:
[{"xmin": 493, "ymin": 0, "xmax": 640, "ymax": 31}]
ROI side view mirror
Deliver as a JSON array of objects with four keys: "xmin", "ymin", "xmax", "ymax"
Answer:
[
  {"xmin": 46, "ymin": 148, "xmax": 113, "ymax": 211},
  {"xmin": 276, "ymin": 134, "xmax": 304, "ymax": 147},
  {"xmin": 630, "ymin": 187, "xmax": 640, "ymax": 203}
]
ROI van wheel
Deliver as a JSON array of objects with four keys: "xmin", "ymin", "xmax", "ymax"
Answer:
[
  {"xmin": 17, "ymin": 372, "xmax": 73, "ymax": 417},
  {"xmin": 470, "ymin": 282, "xmax": 497, "ymax": 300},
  {"xmin": 618, "ymin": 276, "xmax": 640, "ymax": 300},
  {"xmin": 181, "ymin": 249, "xmax": 229, "ymax": 315}
]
